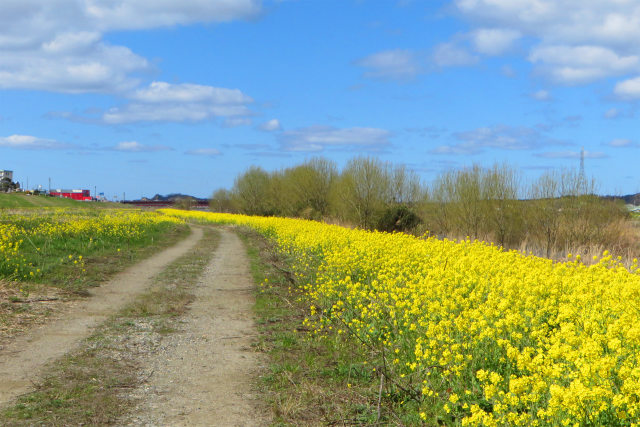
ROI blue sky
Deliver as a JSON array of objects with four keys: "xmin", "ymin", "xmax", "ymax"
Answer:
[{"xmin": 1, "ymin": 0, "xmax": 639, "ymax": 199}]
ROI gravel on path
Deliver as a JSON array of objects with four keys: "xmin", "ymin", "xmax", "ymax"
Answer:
[
  {"xmin": 0, "ymin": 226, "xmax": 203, "ymax": 408},
  {"xmin": 123, "ymin": 227, "xmax": 268, "ymax": 427}
]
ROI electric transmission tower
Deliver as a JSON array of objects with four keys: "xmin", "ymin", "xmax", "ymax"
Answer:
[{"xmin": 579, "ymin": 147, "xmax": 586, "ymax": 194}]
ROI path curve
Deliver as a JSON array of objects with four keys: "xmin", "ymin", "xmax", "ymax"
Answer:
[
  {"xmin": 124, "ymin": 227, "xmax": 268, "ymax": 426},
  {"xmin": 0, "ymin": 226, "xmax": 203, "ymax": 407}
]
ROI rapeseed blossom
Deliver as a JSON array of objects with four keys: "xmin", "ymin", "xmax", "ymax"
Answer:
[
  {"xmin": 162, "ymin": 209, "xmax": 640, "ymax": 425},
  {"xmin": 0, "ymin": 208, "xmax": 182, "ymax": 280}
]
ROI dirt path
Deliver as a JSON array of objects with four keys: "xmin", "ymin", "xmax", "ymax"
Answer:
[
  {"xmin": 123, "ymin": 227, "xmax": 268, "ymax": 427},
  {"xmin": 0, "ymin": 226, "xmax": 203, "ymax": 407}
]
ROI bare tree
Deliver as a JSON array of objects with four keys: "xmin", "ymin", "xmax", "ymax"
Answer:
[
  {"xmin": 334, "ymin": 156, "xmax": 392, "ymax": 229},
  {"xmin": 210, "ymin": 188, "xmax": 235, "ymax": 213},
  {"xmin": 231, "ymin": 166, "xmax": 273, "ymax": 216}
]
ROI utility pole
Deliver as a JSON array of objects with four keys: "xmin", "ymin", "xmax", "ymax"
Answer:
[{"xmin": 48, "ymin": 177, "xmax": 51, "ymax": 194}]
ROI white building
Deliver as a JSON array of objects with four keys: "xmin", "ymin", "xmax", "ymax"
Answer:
[{"xmin": 0, "ymin": 170, "xmax": 13, "ymax": 181}]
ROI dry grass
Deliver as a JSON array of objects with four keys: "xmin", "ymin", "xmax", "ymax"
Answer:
[
  {"xmin": 0, "ymin": 281, "xmax": 68, "ymax": 347},
  {"xmin": 515, "ymin": 218, "xmax": 640, "ymax": 267}
]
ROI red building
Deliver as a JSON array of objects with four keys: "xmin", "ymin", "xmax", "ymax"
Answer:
[{"xmin": 50, "ymin": 189, "xmax": 92, "ymax": 201}]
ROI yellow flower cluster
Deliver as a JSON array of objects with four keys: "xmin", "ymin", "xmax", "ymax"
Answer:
[
  {"xmin": 162, "ymin": 209, "xmax": 640, "ymax": 425},
  {"xmin": 0, "ymin": 208, "xmax": 183, "ymax": 280}
]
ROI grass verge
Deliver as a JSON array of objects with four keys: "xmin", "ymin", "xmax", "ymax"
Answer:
[
  {"xmin": 0, "ymin": 226, "xmax": 220, "ymax": 426},
  {"xmin": 0, "ymin": 223, "xmax": 189, "ymax": 345},
  {"xmin": 238, "ymin": 227, "xmax": 397, "ymax": 426}
]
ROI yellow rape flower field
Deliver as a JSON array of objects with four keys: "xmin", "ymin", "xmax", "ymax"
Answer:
[
  {"xmin": 163, "ymin": 208, "xmax": 640, "ymax": 426},
  {"xmin": 0, "ymin": 208, "xmax": 183, "ymax": 283}
]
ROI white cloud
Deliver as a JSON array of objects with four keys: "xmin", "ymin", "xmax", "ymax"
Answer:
[
  {"xmin": 607, "ymin": 138, "xmax": 636, "ymax": 148},
  {"xmin": 102, "ymin": 81, "xmax": 253, "ymax": 124},
  {"xmin": 279, "ymin": 126, "xmax": 391, "ymax": 152},
  {"xmin": 614, "ymin": 76, "xmax": 640, "ymax": 99},
  {"xmin": 185, "ymin": 148, "xmax": 222, "ymax": 157},
  {"xmin": 223, "ymin": 117, "xmax": 253, "ymax": 128},
  {"xmin": 535, "ymin": 150, "xmax": 607, "ymax": 159},
  {"xmin": 472, "ymin": 28, "xmax": 520, "ymax": 55},
  {"xmin": 356, "ymin": 49, "xmax": 421, "ymax": 79},
  {"xmin": 0, "ymin": 34, "xmax": 148, "ymax": 93},
  {"xmin": 531, "ymin": 89, "xmax": 551, "ymax": 101},
  {"xmin": 131, "ymin": 81, "xmax": 251, "ymax": 104},
  {"xmin": 454, "ymin": 0, "xmax": 640, "ymax": 88},
  {"xmin": 111, "ymin": 141, "xmax": 171, "ymax": 152},
  {"xmin": 85, "ymin": 0, "xmax": 261, "ymax": 31},
  {"xmin": 604, "ymin": 108, "xmax": 621, "ymax": 119},
  {"xmin": 455, "ymin": 0, "xmax": 640, "ymax": 48},
  {"xmin": 258, "ymin": 119, "xmax": 282, "ymax": 132},
  {"xmin": 529, "ymin": 45, "xmax": 640, "ymax": 84},
  {"xmin": 0, "ymin": 134, "xmax": 71, "ymax": 150},
  {"xmin": 433, "ymin": 42, "xmax": 479, "ymax": 67},
  {"xmin": 501, "ymin": 65, "xmax": 516, "ymax": 77},
  {"xmin": 0, "ymin": 0, "xmax": 261, "ymax": 93},
  {"xmin": 431, "ymin": 125, "xmax": 565, "ymax": 155}
]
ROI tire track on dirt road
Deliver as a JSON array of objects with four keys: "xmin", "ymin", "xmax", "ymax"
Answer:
[
  {"xmin": 0, "ymin": 226, "xmax": 203, "ymax": 408},
  {"xmin": 123, "ymin": 227, "xmax": 268, "ymax": 427}
]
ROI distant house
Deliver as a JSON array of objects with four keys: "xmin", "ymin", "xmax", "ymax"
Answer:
[
  {"xmin": 50, "ymin": 189, "xmax": 92, "ymax": 201},
  {"xmin": 0, "ymin": 170, "xmax": 18, "ymax": 192},
  {"xmin": 0, "ymin": 170, "xmax": 13, "ymax": 181}
]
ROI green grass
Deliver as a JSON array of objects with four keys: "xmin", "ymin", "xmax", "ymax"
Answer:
[
  {"xmin": 0, "ymin": 227, "xmax": 220, "ymax": 426},
  {"xmin": 0, "ymin": 193, "xmax": 122, "ymax": 208},
  {"xmin": 0, "ymin": 209, "xmax": 188, "ymax": 292}
]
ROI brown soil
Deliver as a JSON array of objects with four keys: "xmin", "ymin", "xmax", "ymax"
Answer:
[
  {"xmin": 0, "ymin": 227, "xmax": 203, "ymax": 407},
  {"xmin": 122, "ymin": 227, "xmax": 268, "ymax": 426},
  {"xmin": 0, "ymin": 226, "xmax": 270, "ymax": 426}
]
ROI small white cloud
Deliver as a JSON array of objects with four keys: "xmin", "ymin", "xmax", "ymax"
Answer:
[
  {"xmin": 86, "ymin": 0, "xmax": 261, "ymax": 31},
  {"xmin": 42, "ymin": 32, "xmax": 102, "ymax": 54},
  {"xmin": 501, "ymin": 65, "xmax": 516, "ymax": 78},
  {"xmin": 102, "ymin": 81, "xmax": 253, "ymax": 124},
  {"xmin": 433, "ymin": 42, "xmax": 479, "ymax": 67},
  {"xmin": 430, "ymin": 145, "xmax": 480, "ymax": 155},
  {"xmin": 614, "ymin": 76, "xmax": 640, "ymax": 100},
  {"xmin": 279, "ymin": 126, "xmax": 391, "ymax": 152},
  {"xmin": 258, "ymin": 119, "xmax": 282, "ymax": 132},
  {"xmin": 111, "ymin": 141, "xmax": 171, "ymax": 152},
  {"xmin": 185, "ymin": 148, "xmax": 222, "ymax": 157},
  {"xmin": 131, "ymin": 81, "xmax": 252, "ymax": 104},
  {"xmin": 604, "ymin": 108, "xmax": 620, "ymax": 119},
  {"xmin": 531, "ymin": 89, "xmax": 552, "ymax": 101},
  {"xmin": 607, "ymin": 138, "xmax": 636, "ymax": 148},
  {"xmin": 529, "ymin": 45, "xmax": 640, "ymax": 85},
  {"xmin": 0, "ymin": 37, "xmax": 148, "ymax": 93},
  {"xmin": 223, "ymin": 117, "xmax": 252, "ymax": 128},
  {"xmin": 356, "ymin": 49, "xmax": 421, "ymax": 79},
  {"xmin": 535, "ymin": 150, "xmax": 607, "ymax": 159},
  {"xmin": 0, "ymin": 134, "xmax": 71, "ymax": 150},
  {"xmin": 472, "ymin": 28, "xmax": 520, "ymax": 55},
  {"xmin": 431, "ymin": 125, "xmax": 566, "ymax": 156}
]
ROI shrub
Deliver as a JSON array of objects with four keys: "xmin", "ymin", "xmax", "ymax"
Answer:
[{"xmin": 376, "ymin": 204, "xmax": 421, "ymax": 233}]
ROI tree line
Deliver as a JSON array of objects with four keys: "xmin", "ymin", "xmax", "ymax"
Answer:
[{"xmin": 210, "ymin": 156, "xmax": 633, "ymax": 259}]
